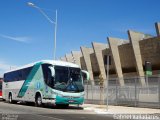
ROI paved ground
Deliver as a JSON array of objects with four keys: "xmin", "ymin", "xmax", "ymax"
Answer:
[
  {"xmin": 0, "ymin": 100, "xmax": 114, "ymax": 120},
  {"xmin": 0, "ymin": 99, "xmax": 160, "ymax": 120}
]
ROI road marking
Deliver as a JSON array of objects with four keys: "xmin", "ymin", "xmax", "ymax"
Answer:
[{"xmin": 32, "ymin": 114, "xmax": 64, "ymax": 120}]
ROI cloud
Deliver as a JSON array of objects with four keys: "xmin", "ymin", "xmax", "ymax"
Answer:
[
  {"xmin": 0, "ymin": 60, "xmax": 18, "ymax": 77},
  {"xmin": 0, "ymin": 34, "xmax": 31, "ymax": 43}
]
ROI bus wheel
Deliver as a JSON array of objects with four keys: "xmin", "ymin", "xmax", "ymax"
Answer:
[
  {"xmin": 9, "ymin": 93, "xmax": 16, "ymax": 104},
  {"xmin": 35, "ymin": 95, "xmax": 43, "ymax": 107}
]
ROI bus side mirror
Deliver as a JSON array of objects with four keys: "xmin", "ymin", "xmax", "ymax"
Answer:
[
  {"xmin": 49, "ymin": 66, "xmax": 55, "ymax": 77},
  {"xmin": 81, "ymin": 70, "xmax": 89, "ymax": 81},
  {"xmin": 48, "ymin": 66, "xmax": 55, "ymax": 86}
]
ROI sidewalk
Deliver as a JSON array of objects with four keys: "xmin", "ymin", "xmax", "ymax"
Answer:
[{"xmin": 82, "ymin": 104, "xmax": 160, "ymax": 114}]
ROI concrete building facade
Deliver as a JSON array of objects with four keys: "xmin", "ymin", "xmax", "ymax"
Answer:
[{"xmin": 59, "ymin": 22, "xmax": 160, "ymax": 86}]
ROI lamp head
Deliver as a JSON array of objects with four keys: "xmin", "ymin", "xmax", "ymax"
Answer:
[{"xmin": 27, "ymin": 2, "xmax": 35, "ymax": 7}]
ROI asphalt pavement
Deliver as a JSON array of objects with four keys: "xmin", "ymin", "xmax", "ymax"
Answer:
[
  {"xmin": 1, "ymin": 99, "xmax": 160, "ymax": 120},
  {"xmin": 0, "ymin": 100, "xmax": 114, "ymax": 120}
]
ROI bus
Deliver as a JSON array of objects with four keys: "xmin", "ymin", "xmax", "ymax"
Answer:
[
  {"xmin": 0, "ymin": 78, "xmax": 2, "ymax": 99},
  {"xmin": 3, "ymin": 60, "xmax": 89, "ymax": 107}
]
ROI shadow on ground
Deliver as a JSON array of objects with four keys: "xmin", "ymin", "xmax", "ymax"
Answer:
[{"xmin": 0, "ymin": 99, "xmax": 83, "ymax": 110}]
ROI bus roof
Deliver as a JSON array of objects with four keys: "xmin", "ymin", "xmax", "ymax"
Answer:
[{"xmin": 4, "ymin": 60, "xmax": 80, "ymax": 73}]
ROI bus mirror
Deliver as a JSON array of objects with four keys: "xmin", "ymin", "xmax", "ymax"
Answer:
[
  {"xmin": 49, "ymin": 66, "xmax": 55, "ymax": 77},
  {"xmin": 81, "ymin": 70, "xmax": 89, "ymax": 81}
]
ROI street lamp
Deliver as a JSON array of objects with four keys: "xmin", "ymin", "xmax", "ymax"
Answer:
[{"xmin": 27, "ymin": 2, "xmax": 57, "ymax": 60}]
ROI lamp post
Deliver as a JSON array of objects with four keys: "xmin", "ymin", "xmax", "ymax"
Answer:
[{"xmin": 27, "ymin": 2, "xmax": 57, "ymax": 60}]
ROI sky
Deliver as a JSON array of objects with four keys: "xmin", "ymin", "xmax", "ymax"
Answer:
[{"xmin": 0, "ymin": 0, "xmax": 160, "ymax": 76}]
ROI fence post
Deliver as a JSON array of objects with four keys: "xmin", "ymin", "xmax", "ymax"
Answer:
[
  {"xmin": 116, "ymin": 78, "xmax": 118, "ymax": 105},
  {"xmin": 106, "ymin": 55, "xmax": 110, "ymax": 111},
  {"xmin": 135, "ymin": 77, "xmax": 137, "ymax": 107},
  {"xmin": 91, "ymin": 81, "xmax": 94, "ymax": 104},
  {"xmin": 86, "ymin": 79, "xmax": 88, "ymax": 100},
  {"xmin": 158, "ymin": 76, "xmax": 160, "ymax": 109},
  {"xmin": 99, "ymin": 74, "xmax": 104, "ymax": 105}
]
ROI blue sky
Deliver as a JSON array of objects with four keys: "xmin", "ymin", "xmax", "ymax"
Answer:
[{"xmin": 0, "ymin": 0, "xmax": 160, "ymax": 76}]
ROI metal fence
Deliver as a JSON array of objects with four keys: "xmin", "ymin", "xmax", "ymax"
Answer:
[{"xmin": 84, "ymin": 76, "xmax": 160, "ymax": 109}]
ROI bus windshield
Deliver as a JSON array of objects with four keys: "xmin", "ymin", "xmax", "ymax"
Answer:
[{"xmin": 54, "ymin": 66, "xmax": 84, "ymax": 92}]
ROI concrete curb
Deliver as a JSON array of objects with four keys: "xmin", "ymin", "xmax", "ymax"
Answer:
[{"xmin": 82, "ymin": 104, "xmax": 160, "ymax": 114}]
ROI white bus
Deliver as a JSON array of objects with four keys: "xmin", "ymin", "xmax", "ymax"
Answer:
[{"xmin": 3, "ymin": 60, "xmax": 89, "ymax": 107}]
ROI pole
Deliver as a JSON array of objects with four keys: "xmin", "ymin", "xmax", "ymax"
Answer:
[
  {"xmin": 54, "ymin": 10, "xmax": 57, "ymax": 60},
  {"xmin": 158, "ymin": 75, "xmax": 160, "ymax": 109},
  {"xmin": 106, "ymin": 55, "xmax": 109, "ymax": 111},
  {"xmin": 28, "ymin": 2, "xmax": 57, "ymax": 60}
]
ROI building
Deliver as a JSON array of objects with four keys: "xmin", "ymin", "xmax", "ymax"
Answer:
[{"xmin": 60, "ymin": 22, "xmax": 160, "ymax": 86}]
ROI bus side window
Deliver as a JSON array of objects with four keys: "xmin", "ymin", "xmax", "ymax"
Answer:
[
  {"xmin": 4, "ymin": 74, "xmax": 7, "ymax": 82},
  {"xmin": 42, "ymin": 64, "xmax": 48, "ymax": 84},
  {"xmin": 18, "ymin": 70, "xmax": 22, "ymax": 81},
  {"xmin": 5, "ymin": 72, "xmax": 13, "ymax": 82},
  {"xmin": 47, "ymin": 70, "xmax": 51, "ymax": 84},
  {"xmin": 22, "ymin": 67, "xmax": 32, "ymax": 80}
]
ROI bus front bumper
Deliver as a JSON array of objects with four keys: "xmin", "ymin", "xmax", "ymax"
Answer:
[{"xmin": 55, "ymin": 95, "xmax": 84, "ymax": 105}]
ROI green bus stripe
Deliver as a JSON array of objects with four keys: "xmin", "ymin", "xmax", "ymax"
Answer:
[{"xmin": 17, "ymin": 62, "xmax": 42, "ymax": 98}]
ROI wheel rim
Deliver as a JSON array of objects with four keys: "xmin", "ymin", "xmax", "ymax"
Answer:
[
  {"xmin": 9, "ymin": 95, "xmax": 12, "ymax": 103},
  {"xmin": 37, "ymin": 96, "xmax": 42, "ymax": 105}
]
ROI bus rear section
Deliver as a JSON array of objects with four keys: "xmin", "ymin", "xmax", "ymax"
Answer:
[{"xmin": 0, "ymin": 79, "xmax": 2, "ymax": 99}]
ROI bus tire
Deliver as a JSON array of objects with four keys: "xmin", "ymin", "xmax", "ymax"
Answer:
[
  {"xmin": 9, "ymin": 93, "xmax": 16, "ymax": 104},
  {"xmin": 35, "ymin": 94, "xmax": 43, "ymax": 107}
]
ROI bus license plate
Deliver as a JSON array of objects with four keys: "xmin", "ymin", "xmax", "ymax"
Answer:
[{"xmin": 69, "ymin": 100, "xmax": 75, "ymax": 103}]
